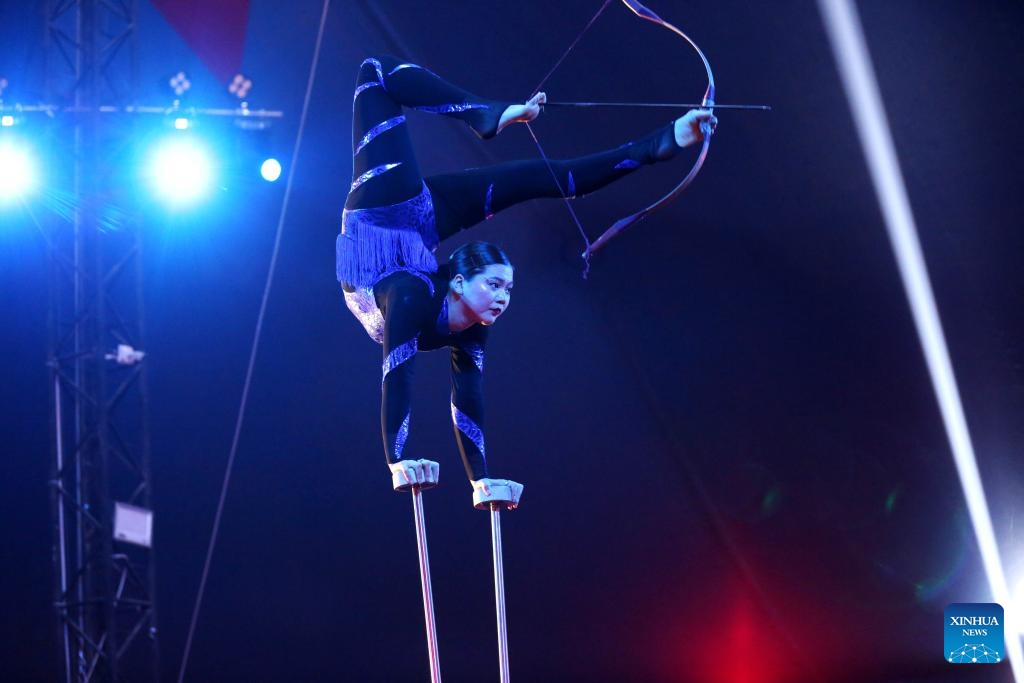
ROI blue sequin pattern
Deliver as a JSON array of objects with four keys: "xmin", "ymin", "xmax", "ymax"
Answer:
[
  {"xmin": 451, "ymin": 402, "xmax": 486, "ymax": 459},
  {"xmin": 361, "ymin": 58, "xmax": 385, "ymax": 86},
  {"xmin": 484, "ymin": 183, "xmax": 495, "ymax": 220},
  {"xmin": 350, "ymin": 162, "xmax": 402, "ymax": 193},
  {"xmin": 353, "ymin": 80, "xmax": 381, "ymax": 102},
  {"xmin": 342, "ymin": 267, "xmax": 434, "ymax": 345},
  {"xmin": 341, "ymin": 183, "xmax": 439, "ymax": 252},
  {"xmin": 435, "ymin": 296, "xmax": 449, "ymax": 336},
  {"xmin": 355, "ymin": 115, "xmax": 406, "ymax": 156},
  {"xmin": 388, "ymin": 63, "xmax": 431, "ymax": 76},
  {"xmin": 383, "ymin": 338, "xmax": 418, "ymax": 383},
  {"xmin": 343, "ymin": 287, "xmax": 385, "ymax": 343},
  {"xmin": 414, "ymin": 102, "xmax": 490, "ymax": 115},
  {"xmin": 394, "ymin": 412, "xmax": 411, "ymax": 458},
  {"xmin": 462, "ymin": 343, "xmax": 484, "ymax": 372}
]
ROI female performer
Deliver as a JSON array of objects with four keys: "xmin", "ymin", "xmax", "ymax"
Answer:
[{"xmin": 337, "ymin": 56, "xmax": 716, "ymax": 502}]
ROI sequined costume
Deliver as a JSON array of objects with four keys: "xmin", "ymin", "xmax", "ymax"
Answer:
[
  {"xmin": 338, "ymin": 56, "xmax": 682, "ymax": 480},
  {"xmin": 372, "ymin": 266, "xmax": 490, "ymax": 481}
]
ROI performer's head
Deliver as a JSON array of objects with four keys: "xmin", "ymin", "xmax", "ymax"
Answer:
[{"xmin": 448, "ymin": 241, "xmax": 514, "ymax": 326}]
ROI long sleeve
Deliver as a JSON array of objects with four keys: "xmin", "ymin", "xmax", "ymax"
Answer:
[
  {"xmin": 377, "ymin": 274, "xmax": 435, "ymax": 467},
  {"xmin": 381, "ymin": 333, "xmax": 417, "ymax": 467},
  {"xmin": 450, "ymin": 334, "xmax": 488, "ymax": 481}
]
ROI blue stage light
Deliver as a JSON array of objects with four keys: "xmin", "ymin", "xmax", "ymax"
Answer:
[
  {"xmin": 146, "ymin": 138, "xmax": 215, "ymax": 205},
  {"xmin": 260, "ymin": 158, "xmax": 282, "ymax": 182},
  {"xmin": 0, "ymin": 141, "xmax": 36, "ymax": 202}
]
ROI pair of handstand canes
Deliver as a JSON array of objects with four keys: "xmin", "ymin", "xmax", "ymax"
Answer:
[{"xmin": 392, "ymin": 460, "xmax": 521, "ymax": 683}]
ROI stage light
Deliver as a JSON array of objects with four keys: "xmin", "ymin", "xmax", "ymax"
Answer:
[
  {"xmin": 1, "ymin": 115, "xmax": 14, "ymax": 128},
  {"xmin": 260, "ymin": 158, "xmax": 281, "ymax": 182},
  {"xmin": 0, "ymin": 141, "xmax": 36, "ymax": 201},
  {"xmin": 228, "ymin": 73, "xmax": 253, "ymax": 100},
  {"xmin": 146, "ymin": 138, "xmax": 215, "ymax": 205},
  {"xmin": 169, "ymin": 71, "xmax": 191, "ymax": 97},
  {"xmin": 173, "ymin": 117, "xmax": 190, "ymax": 130}
]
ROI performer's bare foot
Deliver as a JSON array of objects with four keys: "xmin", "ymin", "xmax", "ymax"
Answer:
[
  {"xmin": 674, "ymin": 108, "xmax": 718, "ymax": 148},
  {"xmin": 496, "ymin": 92, "xmax": 546, "ymax": 134}
]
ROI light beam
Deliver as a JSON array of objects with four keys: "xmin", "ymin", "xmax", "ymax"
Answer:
[{"xmin": 817, "ymin": 0, "xmax": 1023, "ymax": 679}]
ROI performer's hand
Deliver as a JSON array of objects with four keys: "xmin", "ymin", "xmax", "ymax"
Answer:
[
  {"xmin": 471, "ymin": 478, "xmax": 524, "ymax": 509},
  {"xmin": 675, "ymin": 108, "xmax": 718, "ymax": 148},
  {"xmin": 389, "ymin": 459, "xmax": 439, "ymax": 487}
]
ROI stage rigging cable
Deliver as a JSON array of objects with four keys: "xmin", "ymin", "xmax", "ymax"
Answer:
[{"xmin": 176, "ymin": 1, "xmax": 332, "ymax": 680}]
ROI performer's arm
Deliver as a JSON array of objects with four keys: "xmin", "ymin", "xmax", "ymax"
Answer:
[
  {"xmin": 450, "ymin": 331, "xmax": 489, "ymax": 481},
  {"xmin": 377, "ymin": 275, "xmax": 433, "ymax": 468}
]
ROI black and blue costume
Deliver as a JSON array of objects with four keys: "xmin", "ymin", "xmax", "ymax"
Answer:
[{"xmin": 337, "ymin": 56, "xmax": 682, "ymax": 481}]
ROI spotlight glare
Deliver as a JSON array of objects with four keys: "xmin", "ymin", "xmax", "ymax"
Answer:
[
  {"xmin": 260, "ymin": 158, "xmax": 282, "ymax": 182},
  {"xmin": 1, "ymin": 115, "xmax": 14, "ymax": 127},
  {"xmin": 173, "ymin": 117, "xmax": 190, "ymax": 130},
  {"xmin": 0, "ymin": 142, "xmax": 36, "ymax": 201},
  {"xmin": 819, "ymin": 0, "xmax": 1024, "ymax": 677},
  {"xmin": 147, "ymin": 139, "xmax": 215, "ymax": 205}
]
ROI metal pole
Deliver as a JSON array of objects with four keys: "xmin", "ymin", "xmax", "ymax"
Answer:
[
  {"xmin": 52, "ymin": 375, "xmax": 73, "ymax": 682},
  {"xmin": 411, "ymin": 487, "xmax": 441, "ymax": 683},
  {"xmin": 490, "ymin": 503, "xmax": 510, "ymax": 683}
]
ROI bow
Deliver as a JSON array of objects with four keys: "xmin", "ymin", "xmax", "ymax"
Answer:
[{"xmin": 526, "ymin": 0, "xmax": 718, "ymax": 274}]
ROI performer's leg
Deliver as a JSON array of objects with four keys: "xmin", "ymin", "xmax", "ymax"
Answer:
[
  {"xmin": 347, "ymin": 58, "xmax": 424, "ymax": 211},
  {"xmin": 361, "ymin": 56, "xmax": 513, "ymax": 139},
  {"xmin": 426, "ymin": 123, "xmax": 680, "ymax": 240},
  {"xmin": 347, "ymin": 56, "xmax": 526, "ymax": 211}
]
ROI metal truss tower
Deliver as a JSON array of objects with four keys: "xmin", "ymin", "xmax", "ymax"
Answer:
[{"xmin": 46, "ymin": 1, "xmax": 161, "ymax": 680}]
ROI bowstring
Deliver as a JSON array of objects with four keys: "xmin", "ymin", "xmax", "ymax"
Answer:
[
  {"xmin": 531, "ymin": 0, "xmax": 614, "ymax": 96},
  {"xmin": 528, "ymin": 0, "xmax": 616, "ymax": 278},
  {"xmin": 524, "ymin": 122, "xmax": 592, "ymax": 278}
]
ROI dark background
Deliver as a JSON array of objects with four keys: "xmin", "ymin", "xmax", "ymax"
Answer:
[{"xmin": 2, "ymin": 1, "xmax": 1022, "ymax": 681}]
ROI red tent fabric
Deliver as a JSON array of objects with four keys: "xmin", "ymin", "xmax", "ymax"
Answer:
[{"xmin": 151, "ymin": 0, "xmax": 251, "ymax": 83}]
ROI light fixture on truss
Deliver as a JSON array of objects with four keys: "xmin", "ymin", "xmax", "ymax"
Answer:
[
  {"xmin": 168, "ymin": 71, "xmax": 191, "ymax": 98},
  {"xmin": 228, "ymin": 73, "xmax": 252, "ymax": 101}
]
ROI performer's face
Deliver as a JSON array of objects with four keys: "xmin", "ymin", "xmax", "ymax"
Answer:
[{"xmin": 455, "ymin": 264, "xmax": 514, "ymax": 326}]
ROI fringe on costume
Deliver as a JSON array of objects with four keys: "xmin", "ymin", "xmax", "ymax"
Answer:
[{"xmin": 336, "ymin": 183, "xmax": 439, "ymax": 288}]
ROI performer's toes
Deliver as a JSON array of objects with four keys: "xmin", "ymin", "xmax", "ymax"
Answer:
[{"xmin": 496, "ymin": 92, "xmax": 546, "ymax": 134}]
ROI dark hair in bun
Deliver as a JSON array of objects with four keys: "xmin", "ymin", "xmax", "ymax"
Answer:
[{"xmin": 448, "ymin": 241, "xmax": 512, "ymax": 279}]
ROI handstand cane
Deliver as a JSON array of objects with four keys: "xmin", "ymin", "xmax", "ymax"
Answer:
[
  {"xmin": 473, "ymin": 482, "xmax": 520, "ymax": 683},
  {"xmin": 393, "ymin": 461, "xmax": 442, "ymax": 683}
]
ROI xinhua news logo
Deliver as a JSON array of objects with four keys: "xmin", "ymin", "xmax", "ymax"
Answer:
[{"xmin": 944, "ymin": 603, "xmax": 1003, "ymax": 664}]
